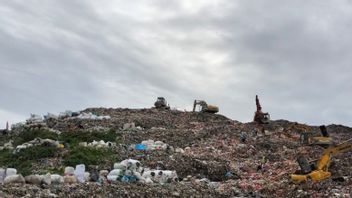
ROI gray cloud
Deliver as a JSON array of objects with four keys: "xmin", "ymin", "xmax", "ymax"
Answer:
[{"xmin": 1, "ymin": 0, "xmax": 352, "ymax": 127}]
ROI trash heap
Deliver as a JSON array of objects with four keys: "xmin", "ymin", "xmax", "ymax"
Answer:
[{"xmin": 0, "ymin": 107, "xmax": 352, "ymax": 197}]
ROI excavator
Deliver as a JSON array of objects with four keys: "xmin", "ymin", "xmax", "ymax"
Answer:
[
  {"xmin": 291, "ymin": 138, "xmax": 352, "ymax": 183},
  {"xmin": 300, "ymin": 125, "xmax": 332, "ymax": 146},
  {"xmin": 253, "ymin": 95, "xmax": 270, "ymax": 124},
  {"xmin": 192, "ymin": 100, "xmax": 219, "ymax": 114},
  {"xmin": 154, "ymin": 97, "xmax": 170, "ymax": 109},
  {"xmin": 286, "ymin": 123, "xmax": 332, "ymax": 146}
]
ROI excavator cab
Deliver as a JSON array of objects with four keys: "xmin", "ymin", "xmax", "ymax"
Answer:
[
  {"xmin": 254, "ymin": 112, "xmax": 270, "ymax": 124},
  {"xmin": 154, "ymin": 97, "xmax": 170, "ymax": 109}
]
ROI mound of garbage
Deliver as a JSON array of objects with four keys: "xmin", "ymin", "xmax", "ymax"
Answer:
[{"xmin": 1, "ymin": 107, "xmax": 352, "ymax": 197}]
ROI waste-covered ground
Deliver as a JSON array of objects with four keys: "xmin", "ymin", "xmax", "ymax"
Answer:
[{"xmin": 1, "ymin": 108, "xmax": 352, "ymax": 197}]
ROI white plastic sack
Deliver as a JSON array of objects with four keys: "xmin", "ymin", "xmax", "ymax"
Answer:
[
  {"xmin": 74, "ymin": 164, "xmax": 85, "ymax": 183},
  {"xmin": 6, "ymin": 168, "xmax": 17, "ymax": 177},
  {"xmin": 113, "ymin": 163, "xmax": 124, "ymax": 170},
  {"xmin": 84, "ymin": 172, "xmax": 90, "ymax": 182},
  {"xmin": 51, "ymin": 174, "xmax": 64, "ymax": 184},
  {"xmin": 4, "ymin": 174, "xmax": 25, "ymax": 184},
  {"xmin": 42, "ymin": 173, "xmax": 51, "ymax": 185},
  {"xmin": 64, "ymin": 166, "xmax": 74, "ymax": 176},
  {"xmin": 158, "ymin": 170, "xmax": 178, "ymax": 183},
  {"xmin": 108, "ymin": 169, "xmax": 123, "ymax": 176},
  {"xmin": 120, "ymin": 159, "xmax": 140, "ymax": 167},
  {"xmin": 99, "ymin": 170, "xmax": 109, "ymax": 177},
  {"xmin": 107, "ymin": 175, "xmax": 119, "ymax": 182}
]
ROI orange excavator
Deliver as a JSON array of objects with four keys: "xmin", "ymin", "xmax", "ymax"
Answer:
[
  {"xmin": 253, "ymin": 95, "xmax": 270, "ymax": 124},
  {"xmin": 291, "ymin": 138, "xmax": 352, "ymax": 183},
  {"xmin": 192, "ymin": 100, "xmax": 219, "ymax": 114}
]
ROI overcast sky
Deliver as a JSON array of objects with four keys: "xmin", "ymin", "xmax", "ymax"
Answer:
[{"xmin": 1, "ymin": 0, "xmax": 352, "ymax": 128}]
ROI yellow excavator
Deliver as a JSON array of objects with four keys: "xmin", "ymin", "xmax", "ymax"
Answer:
[
  {"xmin": 300, "ymin": 125, "xmax": 332, "ymax": 146},
  {"xmin": 192, "ymin": 100, "xmax": 219, "ymax": 114},
  {"xmin": 291, "ymin": 138, "xmax": 352, "ymax": 183}
]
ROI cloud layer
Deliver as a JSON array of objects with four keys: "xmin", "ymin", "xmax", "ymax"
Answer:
[{"xmin": 1, "ymin": 0, "xmax": 352, "ymax": 127}]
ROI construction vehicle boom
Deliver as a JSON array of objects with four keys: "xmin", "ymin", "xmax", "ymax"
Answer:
[
  {"xmin": 192, "ymin": 100, "xmax": 219, "ymax": 114},
  {"xmin": 253, "ymin": 95, "xmax": 270, "ymax": 124},
  {"xmin": 291, "ymin": 138, "xmax": 352, "ymax": 183}
]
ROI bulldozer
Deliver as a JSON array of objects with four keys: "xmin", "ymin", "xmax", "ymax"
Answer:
[
  {"xmin": 253, "ymin": 95, "xmax": 270, "ymax": 124},
  {"xmin": 192, "ymin": 100, "xmax": 219, "ymax": 114},
  {"xmin": 154, "ymin": 97, "xmax": 170, "ymax": 109},
  {"xmin": 291, "ymin": 138, "xmax": 352, "ymax": 183},
  {"xmin": 300, "ymin": 125, "xmax": 332, "ymax": 146}
]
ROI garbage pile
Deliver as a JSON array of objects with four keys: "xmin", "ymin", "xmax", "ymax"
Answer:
[{"xmin": 1, "ymin": 107, "xmax": 352, "ymax": 197}]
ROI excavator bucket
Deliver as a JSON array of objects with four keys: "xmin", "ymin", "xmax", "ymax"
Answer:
[
  {"xmin": 297, "ymin": 156, "xmax": 312, "ymax": 174},
  {"xmin": 309, "ymin": 170, "xmax": 332, "ymax": 182},
  {"xmin": 319, "ymin": 125, "xmax": 329, "ymax": 137},
  {"xmin": 291, "ymin": 174, "xmax": 308, "ymax": 183}
]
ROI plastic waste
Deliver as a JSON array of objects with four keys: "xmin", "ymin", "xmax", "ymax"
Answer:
[
  {"xmin": 64, "ymin": 166, "xmax": 74, "ymax": 176},
  {"xmin": 135, "ymin": 144, "xmax": 146, "ymax": 151},
  {"xmin": 6, "ymin": 168, "xmax": 17, "ymax": 177},
  {"xmin": 74, "ymin": 164, "xmax": 86, "ymax": 183}
]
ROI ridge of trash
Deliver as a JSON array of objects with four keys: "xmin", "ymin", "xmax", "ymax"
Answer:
[{"xmin": 0, "ymin": 107, "xmax": 351, "ymax": 197}]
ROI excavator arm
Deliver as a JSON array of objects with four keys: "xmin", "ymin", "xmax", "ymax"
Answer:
[{"xmin": 291, "ymin": 138, "xmax": 352, "ymax": 183}]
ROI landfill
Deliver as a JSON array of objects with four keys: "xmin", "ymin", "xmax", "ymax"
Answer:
[{"xmin": 0, "ymin": 107, "xmax": 352, "ymax": 197}]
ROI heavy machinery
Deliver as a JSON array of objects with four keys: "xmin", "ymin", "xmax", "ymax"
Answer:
[
  {"xmin": 253, "ymin": 95, "xmax": 270, "ymax": 124},
  {"xmin": 291, "ymin": 138, "xmax": 352, "ymax": 183},
  {"xmin": 154, "ymin": 97, "xmax": 170, "ymax": 109},
  {"xmin": 192, "ymin": 100, "xmax": 219, "ymax": 114},
  {"xmin": 300, "ymin": 125, "xmax": 332, "ymax": 146}
]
